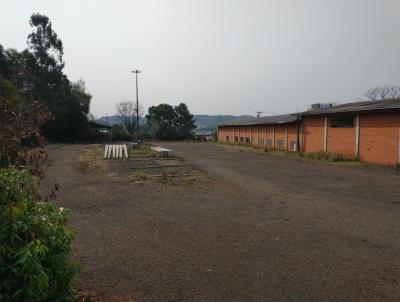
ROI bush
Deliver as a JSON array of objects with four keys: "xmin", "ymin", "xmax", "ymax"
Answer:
[
  {"xmin": 111, "ymin": 124, "xmax": 132, "ymax": 142},
  {"xmin": 0, "ymin": 168, "xmax": 78, "ymax": 301}
]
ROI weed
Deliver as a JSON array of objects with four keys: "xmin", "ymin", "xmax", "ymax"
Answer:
[
  {"xmin": 127, "ymin": 171, "xmax": 149, "ymax": 183},
  {"xmin": 161, "ymin": 168, "xmax": 169, "ymax": 183},
  {"xmin": 218, "ymin": 141, "xmax": 360, "ymax": 164},
  {"xmin": 78, "ymin": 147, "xmax": 105, "ymax": 174},
  {"xmin": 303, "ymin": 151, "xmax": 359, "ymax": 163}
]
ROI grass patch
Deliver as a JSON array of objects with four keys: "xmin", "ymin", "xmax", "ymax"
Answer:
[
  {"xmin": 78, "ymin": 146, "xmax": 105, "ymax": 174},
  {"xmin": 160, "ymin": 168, "xmax": 169, "ymax": 183},
  {"xmin": 127, "ymin": 171, "xmax": 150, "ymax": 183},
  {"xmin": 297, "ymin": 151, "xmax": 359, "ymax": 163},
  {"xmin": 217, "ymin": 142, "xmax": 360, "ymax": 164},
  {"xmin": 128, "ymin": 143, "xmax": 156, "ymax": 157}
]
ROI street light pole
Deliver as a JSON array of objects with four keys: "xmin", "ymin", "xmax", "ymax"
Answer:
[{"xmin": 131, "ymin": 69, "xmax": 141, "ymax": 142}]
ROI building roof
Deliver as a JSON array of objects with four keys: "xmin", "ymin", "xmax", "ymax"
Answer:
[
  {"xmin": 218, "ymin": 114, "xmax": 298, "ymax": 127},
  {"xmin": 301, "ymin": 99, "xmax": 400, "ymax": 116},
  {"xmin": 89, "ymin": 121, "xmax": 112, "ymax": 129},
  {"xmin": 218, "ymin": 99, "xmax": 400, "ymax": 127}
]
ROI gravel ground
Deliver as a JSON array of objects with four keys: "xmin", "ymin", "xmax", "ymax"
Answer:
[{"xmin": 40, "ymin": 142, "xmax": 400, "ymax": 302}]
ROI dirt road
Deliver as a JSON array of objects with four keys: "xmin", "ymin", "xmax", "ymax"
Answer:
[{"xmin": 42, "ymin": 143, "xmax": 400, "ymax": 301}]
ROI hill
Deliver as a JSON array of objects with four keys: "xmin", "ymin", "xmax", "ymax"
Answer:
[
  {"xmin": 95, "ymin": 114, "xmax": 248, "ymax": 133},
  {"xmin": 96, "ymin": 115, "xmax": 146, "ymax": 126}
]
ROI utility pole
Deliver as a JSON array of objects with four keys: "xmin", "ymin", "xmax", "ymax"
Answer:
[{"xmin": 131, "ymin": 69, "xmax": 141, "ymax": 142}]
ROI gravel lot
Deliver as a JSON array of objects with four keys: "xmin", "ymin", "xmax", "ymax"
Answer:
[{"xmin": 41, "ymin": 142, "xmax": 400, "ymax": 302}]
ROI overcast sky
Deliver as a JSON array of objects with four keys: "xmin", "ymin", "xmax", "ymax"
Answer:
[{"xmin": 1, "ymin": 0, "xmax": 400, "ymax": 117}]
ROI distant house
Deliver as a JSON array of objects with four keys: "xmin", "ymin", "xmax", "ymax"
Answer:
[
  {"xmin": 217, "ymin": 99, "xmax": 400, "ymax": 166},
  {"xmin": 88, "ymin": 121, "xmax": 112, "ymax": 142},
  {"xmin": 194, "ymin": 131, "xmax": 215, "ymax": 141}
]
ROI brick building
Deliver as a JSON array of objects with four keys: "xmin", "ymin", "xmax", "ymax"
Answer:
[
  {"xmin": 301, "ymin": 99, "xmax": 400, "ymax": 165},
  {"xmin": 218, "ymin": 114, "xmax": 299, "ymax": 151},
  {"xmin": 217, "ymin": 99, "xmax": 400, "ymax": 166}
]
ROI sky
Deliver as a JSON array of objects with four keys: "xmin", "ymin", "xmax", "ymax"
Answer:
[{"xmin": 1, "ymin": 0, "xmax": 400, "ymax": 117}]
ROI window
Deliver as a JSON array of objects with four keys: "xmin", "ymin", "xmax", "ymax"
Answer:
[
  {"xmin": 259, "ymin": 138, "xmax": 265, "ymax": 145},
  {"xmin": 276, "ymin": 139, "xmax": 284, "ymax": 149},
  {"xmin": 245, "ymin": 137, "xmax": 250, "ymax": 144},
  {"xmin": 330, "ymin": 116, "xmax": 353, "ymax": 128},
  {"xmin": 240, "ymin": 137, "xmax": 244, "ymax": 142},
  {"xmin": 266, "ymin": 139, "xmax": 273, "ymax": 147},
  {"xmin": 225, "ymin": 136, "xmax": 230, "ymax": 142},
  {"xmin": 234, "ymin": 136, "xmax": 239, "ymax": 142}
]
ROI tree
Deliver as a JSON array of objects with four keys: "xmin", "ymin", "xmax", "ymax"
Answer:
[
  {"xmin": 146, "ymin": 102, "xmax": 197, "ymax": 140},
  {"xmin": 0, "ymin": 77, "xmax": 49, "ymax": 174},
  {"xmin": 24, "ymin": 13, "xmax": 92, "ymax": 142},
  {"xmin": 365, "ymin": 85, "xmax": 400, "ymax": 101},
  {"xmin": 146, "ymin": 104, "xmax": 177, "ymax": 140},
  {"xmin": 71, "ymin": 79, "xmax": 91, "ymax": 115},
  {"xmin": 174, "ymin": 103, "xmax": 196, "ymax": 139},
  {"xmin": 116, "ymin": 101, "xmax": 142, "ymax": 138},
  {"xmin": 27, "ymin": 13, "xmax": 64, "ymax": 73}
]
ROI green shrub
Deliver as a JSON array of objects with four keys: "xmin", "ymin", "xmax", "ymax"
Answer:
[
  {"xmin": 303, "ymin": 151, "xmax": 359, "ymax": 163},
  {"xmin": 111, "ymin": 124, "xmax": 132, "ymax": 142},
  {"xmin": 0, "ymin": 168, "xmax": 78, "ymax": 301},
  {"xmin": 329, "ymin": 153, "xmax": 345, "ymax": 162}
]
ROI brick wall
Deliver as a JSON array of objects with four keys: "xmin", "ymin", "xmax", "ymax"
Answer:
[
  {"xmin": 301, "ymin": 113, "xmax": 400, "ymax": 165},
  {"xmin": 218, "ymin": 112, "xmax": 400, "ymax": 166},
  {"xmin": 302, "ymin": 117, "xmax": 325, "ymax": 152},
  {"xmin": 274, "ymin": 126, "xmax": 286, "ymax": 150},
  {"xmin": 327, "ymin": 117, "xmax": 356, "ymax": 156},
  {"xmin": 287, "ymin": 126, "xmax": 298, "ymax": 151},
  {"xmin": 218, "ymin": 124, "xmax": 298, "ymax": 149},
  {"xmin": 218, "ymin": 126, "xmax": 227, "ymax": 142},
  {"xmin": 266, "ymin": 127, "xmax": 274, "ymax": 147},
  {"xmin": 251, "ymin": 127, "xmax": 258, "ymax": 144},
  {"xmin": 359, "ymin": 112, "xmax": 400, "ymax": 165}
]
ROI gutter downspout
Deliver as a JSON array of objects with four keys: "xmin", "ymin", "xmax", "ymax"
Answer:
[
  {"xmin": 324, "ymin": 116, "xmax": 328, "ymax": 152},
  {"xmin": 296, "ymin": 115, "xmax": 301, "ymax": 152},
  {"xmin": 355, "ymin": 114, "xmax": 360, "ymax": 157},
  {"xmin": 398, "ymin": 123, "xmax": 400, "ymax": 170},
  {"xmin": 285, "ymin": 126, "xmax": 288, "ymax": 150},
  {"xmin": 265, "ymin": 127, "xmax": 267, "ymax": 146},
  {"xmin": 273, "ymin": 127, "xmax": 276, "ymax": 149}
]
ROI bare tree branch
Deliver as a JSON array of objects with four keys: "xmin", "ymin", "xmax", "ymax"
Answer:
[
  {"xmin": 365, "ymin": 85, "xmax": 400, "ymax": 101},
  {"xmin": 115, "ymin": 101, "xmax": 143, "ymax": 137}
]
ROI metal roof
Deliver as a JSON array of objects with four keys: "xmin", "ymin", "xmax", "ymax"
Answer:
[
  {"xmin": 218, "ymin": 99, "xmax": 400, "ymax": 127},
  {"xmin": 218, "ymin": 114, "xmax": 298, "ymax": 127},
  {"xmin": 300, "ymin": 99, "xmax": 400, "ymax": 116}
]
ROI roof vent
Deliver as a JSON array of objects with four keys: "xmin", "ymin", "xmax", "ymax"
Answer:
[{"xmin": 311, "ymin": 103, "xmax": 333, "ymax": 109}]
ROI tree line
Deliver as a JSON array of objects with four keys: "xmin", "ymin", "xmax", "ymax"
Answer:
[
  {"xmin": 0, "ymin": 13, "xmax": 81, "ymax": 301},
  {"xmin": 114, "ymin": 101, "xmax": 197, "ymax": 141},
  {"xmin": 0, "ymin": 13, "xmax": 91, "ymax": 143},
  {"xmin": 146, "ymin": 102, "xmax": 197, "ymax": 140}
]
